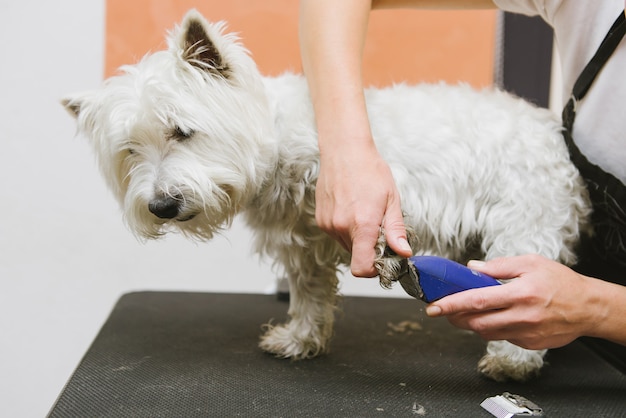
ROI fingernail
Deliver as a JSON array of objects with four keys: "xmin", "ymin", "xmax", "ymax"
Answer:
[
  {"xmin": 426, "ymin": 305, "xmax": 442, "ymax": 317},
  {"xmin": 399, "ymin": 238, "xmax": 412, "ymax": 252},
  {"xmin": 467, "ymin": 260, "xmax": 486, "ymax": 268}
]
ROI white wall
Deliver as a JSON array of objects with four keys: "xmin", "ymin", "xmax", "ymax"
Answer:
[{"xmin": 0, "ymin": 2, "xmax": 406, "ymax": 416}]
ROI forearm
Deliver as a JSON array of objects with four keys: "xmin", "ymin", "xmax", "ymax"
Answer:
[
  {"xmin": 299, "ymin": 0, "xmax": 496, "ymax": 154},
  {"xmin": 299, "ymin": 0, "xmax": 375, "ymax": 155}
]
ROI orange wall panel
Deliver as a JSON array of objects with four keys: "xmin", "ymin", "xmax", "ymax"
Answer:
[{"xmin": 105, "ymin": 1, "xmax": 497, "ymax": 87}]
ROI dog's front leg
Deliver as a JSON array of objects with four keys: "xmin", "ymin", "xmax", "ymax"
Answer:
[{"xmin": 259, "ymin": 255, "xmax": 339, "ymax": 360}]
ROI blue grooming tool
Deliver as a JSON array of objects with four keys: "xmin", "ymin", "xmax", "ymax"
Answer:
[{"xmin": 394, "ymin": 256, "xmax": 501, "ymax": 303}]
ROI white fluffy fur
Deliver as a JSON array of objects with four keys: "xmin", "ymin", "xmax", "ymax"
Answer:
[{"xmin": 63, "ymin": 10, "xmax": 591, "ymax": 382}]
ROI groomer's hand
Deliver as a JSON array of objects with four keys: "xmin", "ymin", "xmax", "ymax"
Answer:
[
  {"xmin": 316, "ymin": 138, "xmax": 412, "ymax": 277},
  {"xmin": 425, "ymin": 255, "xmax": 610, "ymax": 349}
]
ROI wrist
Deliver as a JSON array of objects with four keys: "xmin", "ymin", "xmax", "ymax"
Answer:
[
  {"xmin": 315, "ymin": 104, "xmax": 377, "ymax": 158},
  {"xmin": 318, "ymin": 128, "xmax": 375, "ymax": 151},
  {"xmin": 583, "ymin": 277, "xmax": 626, "ymax": 345},
  {"xmin": 314, "ymin": 97, "xmax": 372, "ymax": 144}
]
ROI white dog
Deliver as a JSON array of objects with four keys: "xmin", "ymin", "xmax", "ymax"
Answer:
[{"xmin": 63, "ymin": 10, "xmax": 590, "ymax": 382}]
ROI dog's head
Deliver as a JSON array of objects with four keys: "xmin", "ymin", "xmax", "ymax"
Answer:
[{"xmin": 62, "ymin": 10, "xmax": 277, "ymax": 240}]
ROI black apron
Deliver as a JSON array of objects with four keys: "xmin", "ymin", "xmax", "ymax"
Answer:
[{"xmin": 561, "ymin": 12, "xmax": 626, "ymax": 373}]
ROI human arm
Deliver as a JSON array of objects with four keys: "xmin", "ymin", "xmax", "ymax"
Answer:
[
  {"xmin": 299, "ymin": 0, "xmax": 411, "ymax": 277},
  {"xmin": 425, "ymin": 254, "xmax": 626, "ymax": 349},
  {"xmin": 299, "ymin": 0, "xmax": 496, "ymax": 277}
]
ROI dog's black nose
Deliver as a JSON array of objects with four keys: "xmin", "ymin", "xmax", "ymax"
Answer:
[{"xmin": 149, "ymin": 195, "xmax": 181, "ymax": 219}]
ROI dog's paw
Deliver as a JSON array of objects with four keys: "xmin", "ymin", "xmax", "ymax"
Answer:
[
  {"xmin": 374, "ymin": 225, "xmax": 418, "ymax": 288},
  {"xmin": 374, "ymin": 248, "xmax": 404, "ymax": 289},
  {"xmin": 478, "ymin": 341, "xmax": 546, "ymax": 382},
  {"xmin": 259, "ymin": 322, "xmax": 328, "ymax": 360}
]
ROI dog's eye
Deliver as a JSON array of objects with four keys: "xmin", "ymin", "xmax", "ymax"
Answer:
[{"xmin": 172, "ymin": 126, "xmax": 195, "ymax": 141}]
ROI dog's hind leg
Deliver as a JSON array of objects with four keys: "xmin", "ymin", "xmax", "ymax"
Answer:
[
  {"xmin": 478, "ymin": 341, "xmax": 547, "ymax": 382},
  {"xmin": 259, "ymin": 248, "xmax": 339, "ymax": 360},
  {"xmin": 475, "ymin": 212, "xmax": 570, "ymax": 381}
]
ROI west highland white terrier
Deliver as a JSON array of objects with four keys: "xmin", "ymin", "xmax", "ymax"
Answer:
[{"xmin": 63, "ymin": 10, "xmax": 591, "ymax": 382}]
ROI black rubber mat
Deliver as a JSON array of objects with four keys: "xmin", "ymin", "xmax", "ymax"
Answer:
[{"xmin": 49, "ymin": 292, "xmax": 626, "ymax": 417}]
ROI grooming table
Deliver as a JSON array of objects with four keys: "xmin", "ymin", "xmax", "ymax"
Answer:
[{"xmin": 49, "ymin": 292, "xmax": 626, "ymax": 417}]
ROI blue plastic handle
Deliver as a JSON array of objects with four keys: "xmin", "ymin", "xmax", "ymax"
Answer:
[{"xmin": 409, "ymin": 256, "xmax": 501, "ymax": 302}]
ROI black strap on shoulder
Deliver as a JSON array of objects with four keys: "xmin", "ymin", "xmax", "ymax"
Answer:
[
  {"xmin": 563, "ymin": 11, "xmax": 626, "ymax": 178},
  {"xmin": 567, "ymin": 12, "xmax": 626, "ymax": 372},
  {"xmin": 571, "ymin": 12, "xmax": 626, "ymax": 101},
  {"xmin": 563, "ymin": 12, "xmax": 626, "ymax": 273}
]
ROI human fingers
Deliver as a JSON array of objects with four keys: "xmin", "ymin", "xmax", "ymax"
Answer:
[
  {"xmin": 314, "ymin": 169, "xmax": 382, "ymax": 277},
  {"xmin": 314, "ymin": 161, "xmax": 354, "ymax": 252},
  {"xmin": 425, "ymin": 255, "xmax": 543, "ymax": 316},
  {"xmin": 446, "ymin": 310, "xmax": 576, "ymax": 350},
  {"xmin": 425, "ymin": 283, "xmax": 514, "ymax": 317},
  {"xmin": 350, "ymin": 163, "xmax": 408, "ymax": 276},
  {"xmin": 350, "ymin": 219, "xmax": 382, "ymax": 277},
  {"xmin": 466, "ymin": 254, "xmax": 547, "ymax": 279},
  {"xmin": 381, "ymin": 194, "xmax": 412, "ymax": 258},
  {"xmin": 445, "ymin": 308, "xmax": 515, "ymax": 335}
]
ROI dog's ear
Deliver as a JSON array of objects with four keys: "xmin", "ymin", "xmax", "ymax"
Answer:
[
  {"xmin": 61, "ymin": 95, "xmax": 84, "ymax": 118},
  {"xmin": 176, "ymin": 9, "xmax": 230, "ymax": 78},
  {"xmin": 61, "ymin": 91, "xmax": 97, "ymax": 120}
]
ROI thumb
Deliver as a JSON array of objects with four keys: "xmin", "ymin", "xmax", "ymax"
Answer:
[
  {"xmin": 467, "ymin": 256, "xmax": 530, "ymax": 280},
  {"xmin": 383, "ymin": 204, "xmax": 412, "ymax": 258}
]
